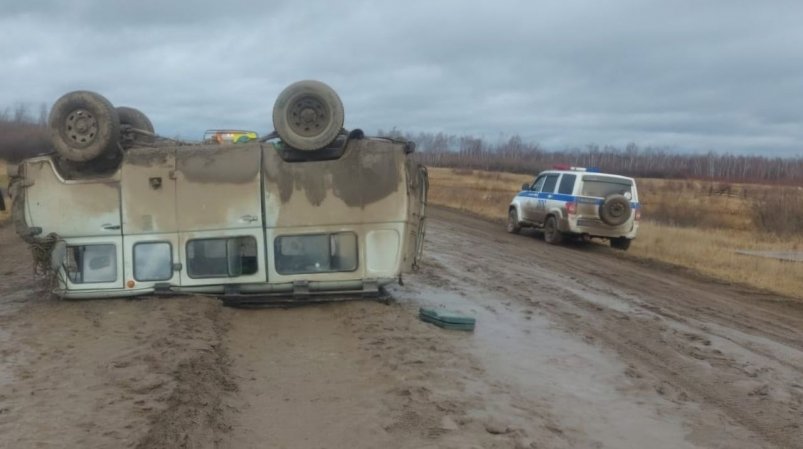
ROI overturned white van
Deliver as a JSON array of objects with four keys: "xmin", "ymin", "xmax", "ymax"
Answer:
[{"xmin": 10, "ymin": 81, "xmax": 428, "ymax": 304}]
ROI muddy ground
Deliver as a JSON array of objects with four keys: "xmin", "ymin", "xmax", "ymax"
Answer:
[{"xmin": 0, "ymin": 207, "xmax": 802, "ymax": 449}]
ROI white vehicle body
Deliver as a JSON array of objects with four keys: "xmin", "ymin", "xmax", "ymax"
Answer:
[
  {"xmin": 12, "ymin": 139, "xmax": 428, "ymax": 303},
  {"xmin": 507, "ymin": 168, "xmax": 640, "ymax": 249}
]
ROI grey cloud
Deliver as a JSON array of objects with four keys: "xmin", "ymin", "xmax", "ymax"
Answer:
[{"xmin": 1, "ymin": 0, "xmax": 802, "ymax": 154}]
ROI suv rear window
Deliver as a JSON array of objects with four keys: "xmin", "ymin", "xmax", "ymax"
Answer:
[{"xmin": 581, "ymin": 175, "xmax": 633, "ymax": 198}]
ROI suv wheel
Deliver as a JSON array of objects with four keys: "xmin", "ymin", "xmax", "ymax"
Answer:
[
  {"xmin": 611, "ymin": 237, "xmax": 631, "ymax": 251},
  {"xmin": 544, "ymin": 216, "xmax": 564, "ymax": 245},
  {"xmin": 600, "ymin": 194, "xmax": 632, "ymax": 226},
  {"xmin": 507, "ymin": 208, "xmax": 521, "ymax": 234}
]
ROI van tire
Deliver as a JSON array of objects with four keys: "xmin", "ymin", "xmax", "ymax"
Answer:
[
  {"xmin": 49, "ymin": 91, "xmax": 120, "ymax": 162},
  {"xmin": 507, "ymin": 208, "xmax": 521, "ymax": 234},
  {"xmin": 273, "ymin": 80, "xmax": 345, "ymax": 151},
  {"xmin": 600, "ymin": 194, "xmax": 631, "ymax": 226},
  {"xmin": 117, "ymin": 106, "xmax": 155, "ymax": 148},
  {"xmin": 544, "ymin": 216, "xmax": 564, "ymax": 245},
  {"xmin": 611, "ymin": 237, "xmax": 631, "ymax": 251}
]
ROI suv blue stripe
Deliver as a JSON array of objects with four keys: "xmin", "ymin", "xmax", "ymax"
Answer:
[{"xmin": 516, "ymin": 191, "xmax": 640, "ymax": 208}]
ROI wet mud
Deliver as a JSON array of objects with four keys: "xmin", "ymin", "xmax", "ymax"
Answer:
[{"xmin": 0, "ymin": 208, "xmax": 802, "ymax": 448}]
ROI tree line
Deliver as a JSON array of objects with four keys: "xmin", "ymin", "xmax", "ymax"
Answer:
[
  {"xmin": 0, "ymin": 104, "xmax": 49, "ymax": 162},
  {"xmin": 378, "ymin": 129, "xmax": 803, "ymax": 184},
  {"xmin": 1, "ymin": 106, "xmax": 801, "ymax": 185}
]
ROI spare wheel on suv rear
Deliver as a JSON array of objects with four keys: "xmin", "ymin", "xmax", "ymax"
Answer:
[{"xmin": 599, "ymin": 194, "xmax": 631, "ymax": 226}]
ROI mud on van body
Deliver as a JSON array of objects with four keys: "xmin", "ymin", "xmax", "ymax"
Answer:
[{"xmin": 12, "ymin": 81, "xmax": 428, "ymax": 303}]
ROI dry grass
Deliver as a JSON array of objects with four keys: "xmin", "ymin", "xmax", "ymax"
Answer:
[
  {"xmin": 637, "ymin": 178, "xmax": 754, "ymax": 230},
  {"xmin": 631, "ymin": 223, "xmax": 803, "ymax": 298},
  {"xmin": 427, "ymin": 167, "xmax": 803, "ymax": 300},
  {"xmin": 429, "ymin": 168, "xmax": 531, "ymax": 219}
]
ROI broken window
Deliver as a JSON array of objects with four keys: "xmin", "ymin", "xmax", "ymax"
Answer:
[{"xmin": 65, "ymin": 244, "xmax": 117, "ymax": 284}]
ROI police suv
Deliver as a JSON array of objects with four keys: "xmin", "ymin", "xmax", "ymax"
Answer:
[{"xmin": 507, "ymin": 166, "xmax": 640, "ymax": 250}]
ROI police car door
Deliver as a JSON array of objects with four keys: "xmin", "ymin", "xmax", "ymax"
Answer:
[
  {"xmin": 522, "ymin": 175, "xmax": 546, "ymax": 221},
  {"xmin": 532, "ymin": 173, "xmax": 560, "ymax": 225}
]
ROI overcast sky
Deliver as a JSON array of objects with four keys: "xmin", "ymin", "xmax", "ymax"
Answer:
[{"xmin": 2, "ymin": 0, "xmax": 802, "ymax": 155}]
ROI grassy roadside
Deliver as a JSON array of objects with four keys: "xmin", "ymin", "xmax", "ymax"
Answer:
[{"xmin": 427, "ymin": 167, "xmax": 803, "ymax": 300}]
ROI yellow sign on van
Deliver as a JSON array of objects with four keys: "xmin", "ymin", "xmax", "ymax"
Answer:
[{"xmin": 203, "ymin": 129, "xmax": 259, "ymax": 144}]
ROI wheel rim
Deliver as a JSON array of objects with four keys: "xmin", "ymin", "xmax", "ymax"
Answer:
[
  {"xmin": 288, "ymin": 95, "xmax": 329, "ymax": 137},
  {"xmin": 65, "ymin": 109, "xmax": 98, "ymax": 147}
]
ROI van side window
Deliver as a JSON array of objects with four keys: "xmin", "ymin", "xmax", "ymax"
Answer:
[
  {"xmin": 65, "ymin": 245, "xmax": 116, "ymax": 283},
  {"xmin": 558, "ymin": 174, "xmax": 576, "ymax": 195},
  {"xmin": 187, "ymin": 237, "xmax": 258, "ymax": 278},
  {"xmin": 134, "ymin": 242, "xmax": 173, "ymax": 282},
  {"xmin": 275, "ymin": 232, "xmax": 358, "ymax": 275},
  {"xmin": 542, "ymin": 174, "xmax": 560, "ymax": 193}
]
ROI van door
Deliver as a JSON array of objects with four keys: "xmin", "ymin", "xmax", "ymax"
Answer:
[
  {"xmin": 121, "ymin": 147, "xmax": 180, "ymax": 290},
  {"xmin": 174, "ymin": 144, "xmax": 267, "ymax": 287}
]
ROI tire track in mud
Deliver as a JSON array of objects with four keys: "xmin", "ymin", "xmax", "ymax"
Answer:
[
  {"xmin": 131, "ymin": 302, "xmax": 238, "ymax": 449},
  {"xmin": 218, "ymin": 302, "xmax": 573, "ymax": 449},
  {"xmin": 0, "ymin": 222, "xmax": 240, "ymax": 448},
  {"xmin": 0, "ymin": 295, "xmax": 239, "ymax": 449},
  {"xmin": 443, "ymin": 207, "xmax": 803, "ymax": 351},
  {"xmin": 427, "ymin": 207, "xmax": 803, "ymax": 449},
  {"xmin": 4, "ymin": 211, "xmax": 803, "ymax": 448}
]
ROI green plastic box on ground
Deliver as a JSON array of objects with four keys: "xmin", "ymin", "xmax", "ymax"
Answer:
[{"xmin": 419, "ymin": 307, "xmax": 476, "ymax": 331}]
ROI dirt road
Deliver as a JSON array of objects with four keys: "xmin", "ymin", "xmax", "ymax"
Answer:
[{"xmin": 1, "ymin": 207, "xmax": 802, "ymax": 449}]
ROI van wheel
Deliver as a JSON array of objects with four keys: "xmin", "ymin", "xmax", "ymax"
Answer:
[
  {"xmin": 611, "ymin": 237, "xmax": 631, "ymax": 251},
  {"xmin": 544, "ymin": 216, "xmax": 564, "ymax": 245},
  {"xmin": 117, "ymin": 106, "xmax": 155, "ymax": 149},
  {"xmin": 273, "ymin": 80, "xmax": 345, "ymax": 151},
  {"xmin": 48, "ymin": 91, "xmax": 120, "ymax": 162},
  {"xmin": 507, "ymin": 208, "xmax": 521, "ymax": 234}
]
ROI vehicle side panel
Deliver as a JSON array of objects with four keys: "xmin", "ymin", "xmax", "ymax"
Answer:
[
  {"xmin": 24, "ymin": 158, "xmax": 121, "ymax": 238},
  {"xmin": 261, "ymin": 139, "xmax": 416, "ymax": 282},
  {"xmin": 176, "ymin": 144, "xmax": 263, "ymax": 231},
  {"xmin": 261, "ymin": 139, "xmax": 407, "ymax": 229},
  {"xmin": 122, "ymin": 148, "xmax": 177, "ymax": 234}
]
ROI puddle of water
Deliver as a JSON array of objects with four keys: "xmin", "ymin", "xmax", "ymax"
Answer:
[{"xmin": 393, "ymin": 283, "xmax": 697, "ymax": 449}]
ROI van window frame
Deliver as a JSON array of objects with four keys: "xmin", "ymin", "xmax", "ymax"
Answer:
[
  {"xmin": 65, "ymin": 243, "xmax": 118, "ymax": 284},
  {"xmin": 274, "ymin": 232, "xmax": 359, "ymax": 275},
  {"xmin": 186, "ymin": 236, "xmax": 259, "ymax": 279},
  {"xmin": 133, "ymin": 241, "xmax": 174, "ymax": 282}
]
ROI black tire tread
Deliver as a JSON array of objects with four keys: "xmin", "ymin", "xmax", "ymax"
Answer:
[
  {"xmin": 48, "ymin": 91, "xmax": 119, "ymax": 163},
  {"xmin": 273, "ymin": 80, "xmax": 344, "ymax": 151}
]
